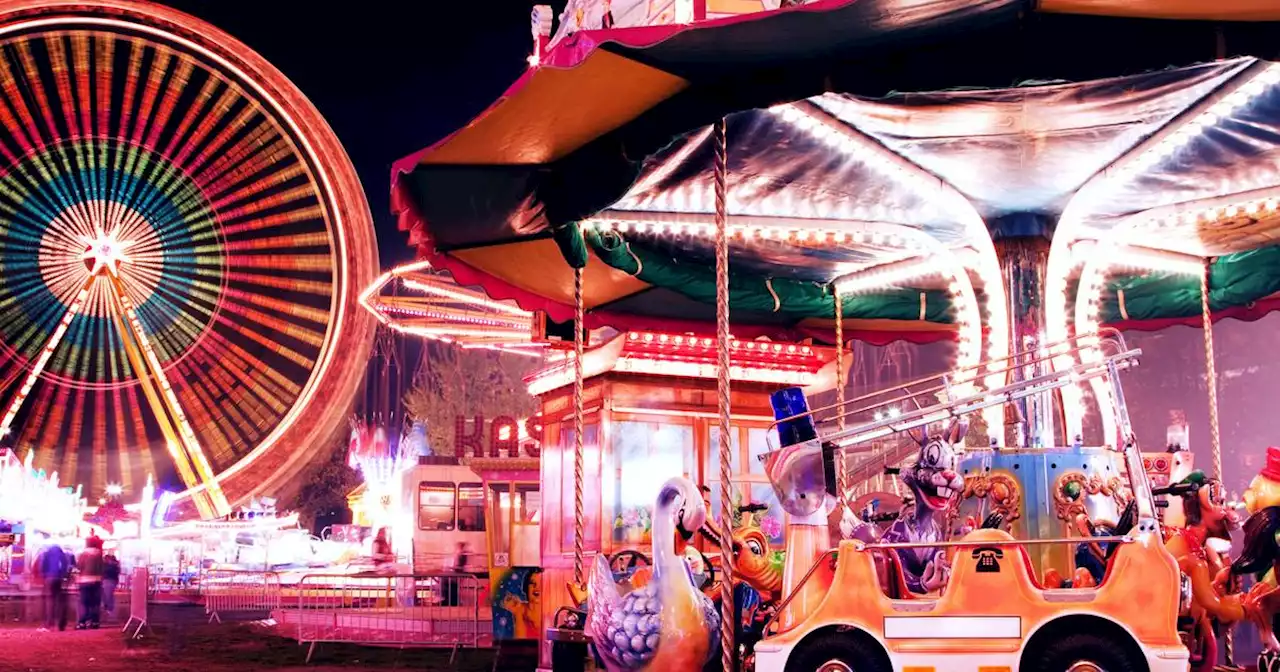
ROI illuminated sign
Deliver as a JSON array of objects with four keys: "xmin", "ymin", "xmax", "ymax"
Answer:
[{"xmin": 454, "ymin": 415, "xmax": 543, "ymax": 459}]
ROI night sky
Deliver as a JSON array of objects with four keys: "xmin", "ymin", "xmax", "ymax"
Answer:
[{"xmin": 157, "ymin": 1, "xmax": 565, "ymax": 268}]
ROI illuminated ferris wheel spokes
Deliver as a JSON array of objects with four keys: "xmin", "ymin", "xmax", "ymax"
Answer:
[{"xmin": 0, "ymin": 227, "xmax": 229, "ymax": 518}]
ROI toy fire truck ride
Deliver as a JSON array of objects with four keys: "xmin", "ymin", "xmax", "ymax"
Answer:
[{"xmin": 753, "ymin": 330, "xmax": 1193, "ymax": 672}]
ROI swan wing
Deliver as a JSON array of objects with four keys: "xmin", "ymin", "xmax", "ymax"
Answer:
[
  {"xmin": 702, "ymin": 592, "xmax": 723, "ymax": 661},
  {"xmin": 588, "ymin": 553, "xmax": 625, "ymax": 667},
  {"xmin": 588, "ymin": 552, "xmax": 622, "ymax": 618}
]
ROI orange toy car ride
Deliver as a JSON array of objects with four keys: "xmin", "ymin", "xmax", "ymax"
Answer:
[{"xmin": 755, "ymin": 335, "xmax": 1192, "ymax": 672}]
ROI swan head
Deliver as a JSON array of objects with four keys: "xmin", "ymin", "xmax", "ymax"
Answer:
[{"xmin": 658, "ymin": 477, "xmax": 706, "ymax": 542}]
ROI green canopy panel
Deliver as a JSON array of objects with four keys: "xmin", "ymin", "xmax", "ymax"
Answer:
[
  {"xmin": 587, "ymin": 228, "xmax": 955, "ymax": 322},
  {"xmin": 1100, "ymin": 245, "xmax": 1280, "ymax": 323}
]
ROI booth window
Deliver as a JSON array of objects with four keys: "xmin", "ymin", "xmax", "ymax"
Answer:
[
  {"xmin": 418, "ymin": 482, "xmax": 455, "ymax": 531},
  {"xmin": 560, "ymin": 424, "xmax": 602, "ymax": 550},
  {"xmin": 457, "ymin": 483, "xmax": 486, "ymax": 531},
  {"xmin": 489, "ymin": 484, "xmax": 513, "ymax": 557},
  {"xmin": 706, "ymin": 425, "xmax": 786, "ymax": 546},
  {"xmin": 607, "ymin": 421, "xmax": 694, "ymax": 547},
  {"xmin": 515, "ymin": 482, "xmax": 540, "ymax": 523},
  {"xmin": 489, "ymin": 482, "xmax": 542, "ymax": 564}
]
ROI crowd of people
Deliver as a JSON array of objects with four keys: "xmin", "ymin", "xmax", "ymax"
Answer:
[{"xmin": 32, "ymin": 535, "xmax": 121, "ymax": 631}]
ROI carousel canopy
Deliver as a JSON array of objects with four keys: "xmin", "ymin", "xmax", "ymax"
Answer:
[{"xmin": 394, "ymin": 0, "xmax": 1280, "ymax": 343}]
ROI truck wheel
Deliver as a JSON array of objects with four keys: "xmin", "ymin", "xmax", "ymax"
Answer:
[
  {"xmin": 1030, "ymin": 632, "xmax": 1141, "ymax": 672},
  {"xmin": 785, "ymin": 631, "xmax": 891, "ymax": 672}
]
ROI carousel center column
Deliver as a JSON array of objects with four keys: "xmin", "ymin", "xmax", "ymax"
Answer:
[{"xmin": 990, "ymin": 214, "xmax": 1056, "ymax": 449}]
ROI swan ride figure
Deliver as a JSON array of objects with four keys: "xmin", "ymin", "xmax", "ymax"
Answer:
[{"xmin": 588, "ymin": 476, "xmax": 721, "ymax": 671}]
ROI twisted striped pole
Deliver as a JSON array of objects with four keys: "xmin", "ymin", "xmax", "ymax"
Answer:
[
  {"xmin": 713, "ymin": 117, "xmax": 735, "ymax": 672},
  {"xmin": 1200, "ymin": 259, "xmax": 1222, "ymax": 482},
  {"xmin": 834, "ymin": 285, "xmax": 847, "ymax": 500},
  {"xmin": 1201, "ymin": 258, "xmax": 1232, "ymax": 664},
  {"xmin": 573, "ymin": 265, "xmax": 586, "ymax": 591}
]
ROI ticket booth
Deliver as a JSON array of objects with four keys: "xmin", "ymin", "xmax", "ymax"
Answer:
[
  {"xmin": 471, "ymin": 458, "xmax": 542, "ymax": 641},
  {"xmin": 525, "ymin": 330, "xmax": 835, "ymax": 667}
]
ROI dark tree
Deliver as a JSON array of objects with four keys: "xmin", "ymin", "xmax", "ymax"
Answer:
[
  {"xmin": 402, "ymin": 342, "xmax": 539, "ymax": 456},
  {"xmin": 285, "ymin": 431, "xmax": 362, "ymax": 534}
]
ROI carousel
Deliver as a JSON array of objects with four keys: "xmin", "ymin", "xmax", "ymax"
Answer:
[{"xmin": 390, "ymin": 1, "xmax": 1280, "ymax": 670}]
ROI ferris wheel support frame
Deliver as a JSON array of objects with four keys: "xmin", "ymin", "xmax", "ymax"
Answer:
[
  {"xmin": 0, "ymin": 278, "xmax": 91, "ymax": 442},
  {"xmin": 0, "ymin": 258, "xmax": 231, "ymax": 518},
  {"xmin": 106, "ymin": 272, "xmax": 229, "ymax": 518}
]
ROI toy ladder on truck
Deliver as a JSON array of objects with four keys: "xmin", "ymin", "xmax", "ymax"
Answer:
[{"xmin": 760, "ymin": 328, "xmax": 1156, "ymax": 525}]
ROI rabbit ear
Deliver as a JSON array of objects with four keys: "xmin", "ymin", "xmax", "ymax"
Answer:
[
  {"xmin": 947, "ymin": 418, "xmax": 969, "ymax": 445},
  {"xmin": 906, "ymin": 425, "xmax": 927, "ymax": 446}
]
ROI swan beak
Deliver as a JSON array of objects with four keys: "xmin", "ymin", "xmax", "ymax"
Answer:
[{"xmin": 677, "ymin": 521, "xmax": 696, "ymax": 542}]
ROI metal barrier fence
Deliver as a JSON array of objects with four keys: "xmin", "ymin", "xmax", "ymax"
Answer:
[
  {"xmin": 288, "ymin": 573, "xmax": 486, "ymax": 662},
  {"xmin": 148, "ymin": 569, "xmax": 201, "ymax": 600},
  {"xmin": 121, "ymin": 567, "xmax": 149, "ymax": 639},
  {"xmin": 203, "ymin": 570, "xmax": 282, "ymax": 623}
]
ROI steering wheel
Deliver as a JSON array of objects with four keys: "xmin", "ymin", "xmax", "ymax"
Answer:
[
  {"xmin": 609, "ymin": 550, "xmax": 651, "ymax": 575},
  {"xmin": 701, "ymin": 550, "xmax": 718, "ymax": 589}
]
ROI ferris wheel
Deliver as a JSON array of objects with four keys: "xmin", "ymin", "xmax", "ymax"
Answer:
[{"xmin": 0, "ymin": 1, "xmax": 377, "ymax": 518}]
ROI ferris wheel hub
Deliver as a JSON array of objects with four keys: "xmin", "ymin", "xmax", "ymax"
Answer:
[{"xmin": 79, "ymin": 229, "xmax": 134, "ymax": 278}]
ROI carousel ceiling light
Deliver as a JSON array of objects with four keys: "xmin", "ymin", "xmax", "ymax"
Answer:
[
  {"xmin": 1136, "ymin": 187, "xmax": 1280, "ymax": 232},
  {"xmin": 1072, "ymin": 239, "xmax": 1207, "ymax": 432},
  {"xmin": 832, "ymin": 258, "xmax": 942, "ymax": 295},
  {"xmin": 624, "ymin": 330, "xmax": 822, "ymax": 362},
  {"xmin": 460, "ymin": 343, "xmax": 546, "ymax": 358},
  {"xmin": 376, "ymin": 305, "xmax": 527, "ymax": 329},
  {"xmin": 1071, "ymin": 241, "xmax": 1206, "ymax": 276},
  {"xmin": 766, "ymin": 99, "xmax": 1009, "ymax": 427},
  {"xmin": 585, "ymin": 210, "xmax": 923, "ymax": 250},
  {"xmin": 393, "ymin": 325, "xmax": 532, "ymax": 339},
  {"xmin": 398, "ymin": 277, "xmax": 531, "ymax": 317},
  {"xmin": 525, "ymin": 332, "xmax": 826, "ymax": 395},
  {"xmin": 615, "ymin": 358, "xmax": 816, "ymax": 386},
  {"xmin": 1105, "ymin": 246, "xmax": 1206, "ymax": 276},
  {"xmin": 361, "ymin": 260, "xmax": 541, "ymax": 354}
]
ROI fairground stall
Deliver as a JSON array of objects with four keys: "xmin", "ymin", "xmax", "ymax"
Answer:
[
  {"xmin": 393, "ymin": 2, "xmax": 1280, "ymax": 670},
  {"xmin": 136, "ymin": 503, "xmax": 324, "ymax": 593},
  {"xmin": 0, "ymin": 448, "xmax": 88, "ymax": 588}
]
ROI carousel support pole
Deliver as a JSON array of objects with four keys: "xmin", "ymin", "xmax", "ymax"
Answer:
[
  {"xmin": 1201, "ymin": 258, "xmax": 1223, "ymax": 483},
  {"xmin": 572, "ymin": 266, "xmax": 586, "ymax": 592},
  {"xmin": 714, "ymin": 117, "xmax": 736, "ymax": 672},
  {"xmin": 1200, "ymin": 259, "xmax": 1234, "ymax": 667},
  {"xmin": 834, "ymin": 286, "xmax": 848, "ymax": 501},
  {"xmin": 990, "ymin": 217, "xmax": 1053, "ymax": 448}
]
